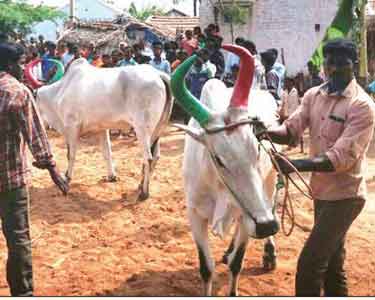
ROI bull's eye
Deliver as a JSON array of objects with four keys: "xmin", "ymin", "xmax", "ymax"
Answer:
[{"xmin": 214, "ymin": 155, "xmax": 226, "ymax": 169}]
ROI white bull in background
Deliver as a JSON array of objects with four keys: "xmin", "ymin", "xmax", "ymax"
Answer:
[
  {"xmin": 171, "ymin": 45, "xmax": 280, "ymax": 296},
  {"xmin": 37, "ymin": 58, "xmax": 173, "ymax": 201}
]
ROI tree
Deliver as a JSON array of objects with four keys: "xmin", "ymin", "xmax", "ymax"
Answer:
[
  {"xmin": 0, "ymin": 0, "xmax": 64, "ymax": 38},
  {"xmin": 310, "ymin": 0, "xmax": 367, "ymax": 70},
  {"xmin": 127, "ymin": 2, "xmax": 168, "ymax": 21}
]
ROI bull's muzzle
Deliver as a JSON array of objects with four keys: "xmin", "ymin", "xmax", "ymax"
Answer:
[{"xmin": 255, "ymin": 219, "xmax": 279, "ymax": 239}]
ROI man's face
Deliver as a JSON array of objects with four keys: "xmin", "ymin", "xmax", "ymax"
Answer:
[
  {"xmin": 323, "ymin": 53, "xmax": 354, "ymax": 94},
  {"xmin": 48, "ymin": 47, "xmax": 56, "ymax": 56},
  {"xmin": 123, "ymin": 49, "xmax": 132, "ymax": 60},
  {"xmin": 88, "ymin": 44, "xmax": 95, "ymax": 52},
  {"xmin": 8, "ymin": 58, "xmax": 24, "ymax": 81},
  {"xmin": 323, "ymin": 53, "xmax": 353, "ymax": 78},
  {"xmin": 199, "ymin": 51, "xmax": 209, "ymax": 63},
  {"xmin": 153, "ymin": 46, "xmax": 162, "ymax": 57},
  {"xmin": 102, "ymin": 56, "xmax": 111, "ymax": 65},
  {"xmin": 111, "ymin": 53, "xmax": 121, "ymax": 64}
]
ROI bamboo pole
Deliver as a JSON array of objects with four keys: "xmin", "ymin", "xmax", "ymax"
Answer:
[{"xmin": 359, "ymin": 0, "xmax": 369, "ymax": 84}]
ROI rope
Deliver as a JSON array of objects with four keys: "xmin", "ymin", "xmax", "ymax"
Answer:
[{"xmin": 259, "ymin": 134, "xmax": 313, "ymax": 236}]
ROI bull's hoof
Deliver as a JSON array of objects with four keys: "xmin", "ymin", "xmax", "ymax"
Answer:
[
  {"xmin": 137, "ymin": 191, "xmax": 149, "ymax": 202},
  {"xmin": 106, "ymin": 175, "xmax": 119, "ymax": 183},
  {"xmin": 263, "ymin": 255, "xmax": 277, "ymax": 271},
  {"xmin": 64, "ymin": 171, "xmax": 72, "ymax": 183},
  {"xmin": 222, "ymin": 253, "xmax": 229, "ymax": 265}
]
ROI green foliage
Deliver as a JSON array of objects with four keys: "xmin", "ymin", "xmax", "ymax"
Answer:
[
  {"xmin": 310, "ymin": 0, "xmax": 356, "ymax": 68},
  {"xmin": 0, "ymin": 0, "xmax": 64, "ymax": 37},
  {"xmin": 222, "ymin": 2, "xmax": 248, "ymax": 25},
  {"xmin": 351, "ymin": 0, "xmax": 367, "ymax": 46},
  {"xmin": 127, "ymin": 2, "xmax": 168, "ymax": 21}
]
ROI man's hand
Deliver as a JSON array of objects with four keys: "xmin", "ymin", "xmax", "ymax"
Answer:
[
  {"xmin": 253, "ymin": 118, "xmax": 268, "ymax": 141},
  {"xmin": 273, "ymin": 153, "xmax": 335, "ymax": 174},
  {"xmin": 273, "ymin": 153, "xmax": 297, "ymax": 174},
  {"xmin": 48, "ymin": 166, "xmax": 69, "ymax": 195}
]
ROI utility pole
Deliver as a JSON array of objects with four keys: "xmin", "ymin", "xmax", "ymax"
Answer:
[
  {"xmin": 359, "ymin": 0, "xmax": 368, "ymax": 85},
  {"xmin": 69, "ymin": 0, "xmax": 76, "ymax": 25}
]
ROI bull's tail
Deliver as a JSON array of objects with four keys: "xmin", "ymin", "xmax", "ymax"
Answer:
[{"xmin": 151, "ymin": 72, "xmax": 174, "ymax": 144}]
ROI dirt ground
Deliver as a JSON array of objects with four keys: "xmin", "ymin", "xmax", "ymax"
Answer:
[{"xmin": 0, "ymin": 127, "xmax": 374, "ymax": 296}]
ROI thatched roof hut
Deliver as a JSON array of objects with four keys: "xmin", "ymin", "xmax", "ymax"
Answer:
[{"xmin": 58, "ymin": 16, "xmax": 174, "ymax": 54}]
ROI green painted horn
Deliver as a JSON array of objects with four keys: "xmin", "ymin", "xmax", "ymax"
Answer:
[{"xmin": 171, "ymin": 55, "xmax": 212, "ymax": 127}]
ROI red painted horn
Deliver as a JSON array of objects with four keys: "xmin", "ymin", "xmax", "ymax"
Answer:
[{"xmin": 222, "ymin": 44, "xmax": 255, "ymax": 108}]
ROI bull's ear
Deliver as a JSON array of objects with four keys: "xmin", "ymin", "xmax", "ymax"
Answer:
[{"xmin": 171, "ymin": 123, "xmax": 206, "ymax": 145}]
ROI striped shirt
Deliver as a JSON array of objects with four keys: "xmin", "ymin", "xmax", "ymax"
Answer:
[{"xmin": 0, "ymin": 72, "xmax": 54, "ymax": 192}]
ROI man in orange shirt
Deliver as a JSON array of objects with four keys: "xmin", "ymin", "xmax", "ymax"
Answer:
[{"xmin": 262, "ymin": 38, "xmax": 375, "ymax": 296}]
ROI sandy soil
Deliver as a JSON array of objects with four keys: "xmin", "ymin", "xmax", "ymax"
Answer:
[{"xmin": 0, "ymin": 127, "xmax": 374, "ymax": 296}]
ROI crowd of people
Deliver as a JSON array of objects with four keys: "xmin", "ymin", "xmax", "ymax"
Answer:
[{"xmin": 8, "ymin": 23, "xmax": 326, "ymax": 124}]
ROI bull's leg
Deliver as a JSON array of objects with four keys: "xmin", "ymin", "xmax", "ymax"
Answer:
[
  {"xmin": 227, "ymin": 220, "xmax": 249, "ymax": 296},
  {"xmin": 134, "ymin": 129, "xmax": 153, "ymax": 201},
  {"xmin": 263, "ymin": 236, "xmax": 277, "ymax": 271},
  {"xmin": 262, "ymin": 181, "xmax": 279, "ymax": 271},
  {"xmin": 149, "ymin": 138, "xmax": 160, "ymax": 173},
  {"xmin": 64, "ymin": 126, "xmax": 80, "ymax": 182},
  {"xmin": 100, "ymin": 130, "xmax": 117, "ymax": 182},
  {"xmin": 222, "ymin": 224, "xmax": 239, "ymax": 265},
  {"xmin": 188, "ymin": 207, "xmax": 215, "ymax": 296}
]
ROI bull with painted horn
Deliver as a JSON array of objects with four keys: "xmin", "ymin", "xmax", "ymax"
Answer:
[{"xmin": 171, "ymin": 44, "xmax": 281, "ymax": 296}]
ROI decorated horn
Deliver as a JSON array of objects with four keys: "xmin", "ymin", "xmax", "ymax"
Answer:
[
  {"xmin": 222, "ymin": 44, "xmax": 255, "ymax": 108},
  {"xmin": 171, "ymin": 55, "xmax": 212, "ymax": 127}
]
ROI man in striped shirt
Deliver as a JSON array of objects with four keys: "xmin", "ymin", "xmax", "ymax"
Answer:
[{"xmin": 0, "ymin": 42, "xmax": 68, "ymax": 296}]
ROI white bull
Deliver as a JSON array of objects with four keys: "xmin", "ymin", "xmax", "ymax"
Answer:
[
  {"xmin": 36, "ymin": 58, "xmax": 173, "ymax": 201},
  {"xmin": 171, "ymin": 45, "xmax": 281, "ymax": 296}
]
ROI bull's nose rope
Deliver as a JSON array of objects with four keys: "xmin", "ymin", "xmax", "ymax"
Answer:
[{"xmin": 259, "ymin": 136, "xmax": 313, "ymax": 236}]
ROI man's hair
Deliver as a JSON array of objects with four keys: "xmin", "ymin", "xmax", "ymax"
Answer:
[
  {"xmin": 46, "ymin": 41, "xmax": 56, "ymax": 50},
  {"xmin": 176, "ymin": 49, "xmax": 188, "ymax": 59},
  {"xmin": 67, "ymin": 42, "xmax": 75, "ymax": 52},
  {"xmin": 207, "ymin": 23, "xmax": 216, "ymax": 30},
  {"xmin": 198, "ymin": 48, "xmax": 210, "ymax": 57},
  {"xmin": 260, "ymin": 49, "xmax": 277, "ymax": 66},
  {"xmin": 193, "ymin": 26, "xmax": 201, "ymax": 34},
  {"xmin": 323, "ymin": 38, "xmax": 357, "ymax": 63},
  {"xmin": 152, "ymin": 41, "xmax": 163, "ymax": 49},
  {"xmin": 0, "ymin": 42, "xmax": 25, "ymax": 70},
  {"xmin": 269, "ymin": 48, "xmax": 278, "ymax": 59},
  {"xmin": 243, "ymin": 40, "xmax": 257, "ymax": 55},
  {"xmin": 111, "ymin": 49, "xmax": 122, "ymax": 56},
  {"xmin": 235, "ymin": 37, "xmax": 245, "ymax": 46},
  {"xmin": 71, "ymin": 44, "xmax": 80, "ymax": 53}
]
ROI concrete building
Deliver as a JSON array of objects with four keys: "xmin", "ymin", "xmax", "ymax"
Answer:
[
  {"xmin": 30, "ymin": 0, "xmax": 123, "ymax": 41},
  {"xmin": 200, "ymin": 0, "xmax": 339, "ymax": 75}
]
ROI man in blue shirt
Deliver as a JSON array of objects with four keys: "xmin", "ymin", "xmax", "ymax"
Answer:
[
  {"xmin": 41, "ymin": 41, "xmax": 58, "ymax": 82},
  {"xmin": 186, "ymin": 48, "xmax": 216, "ymax": 99},
  {"xmin": 118, "ymin": 46, "xmax": 137, "ymax": 67},
  {"xmin": 149, "ymin": 41, "xmax": 171, "ymax": 75}
]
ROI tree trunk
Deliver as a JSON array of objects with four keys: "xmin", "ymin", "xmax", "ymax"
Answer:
[{"xmin": 194, "ymin": 0, "xmax": 197, "ymax": 16}]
